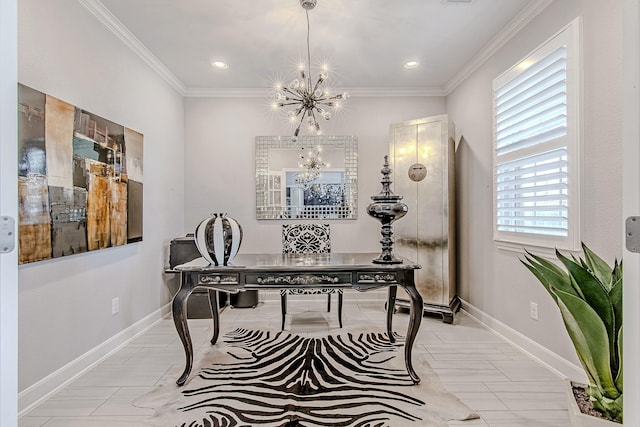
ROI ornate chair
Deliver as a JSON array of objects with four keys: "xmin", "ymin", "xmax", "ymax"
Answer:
[{"xmin": 281, "ymin": 223, "xmax": 343, "ymax": 330}]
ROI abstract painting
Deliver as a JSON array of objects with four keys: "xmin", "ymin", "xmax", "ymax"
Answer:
[{"xmin": 18, "ymin": 83, "xmax": 143, "ymax": 264}]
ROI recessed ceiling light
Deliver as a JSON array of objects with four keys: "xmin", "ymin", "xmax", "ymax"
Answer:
[
  {"xmin": 404, "ymin": 61, "xmax": 420, "ymax": 69},
  {"xmin": 211, "ymin": 61, "xmax": 228, "ymax": 69}
]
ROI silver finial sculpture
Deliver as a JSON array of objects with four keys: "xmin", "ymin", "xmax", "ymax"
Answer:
[{"xmin": 367, "ymin": 155, "xmax": 408, "ymax": 264}]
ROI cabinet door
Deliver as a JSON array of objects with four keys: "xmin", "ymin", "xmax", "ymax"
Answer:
[{"xmin": 390, "ymin": 115, "xmax": 454, "ymax": 307}]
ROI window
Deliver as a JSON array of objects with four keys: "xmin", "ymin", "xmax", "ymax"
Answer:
[
  {"xmin": 266, "ymin": 172, "xmax": 282, "ymax": 206},
  {"xmin": 493, "ymin": 18, "xmax": 581, "ymax": 252}
]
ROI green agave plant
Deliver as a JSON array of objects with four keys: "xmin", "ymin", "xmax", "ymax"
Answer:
[{"xmin": 521, "ymin": 243, "xmax": 622, "ymax": 423}]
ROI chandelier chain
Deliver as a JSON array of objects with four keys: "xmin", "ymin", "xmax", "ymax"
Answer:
[{"xmin": 306, "ymin": 10, "xmax": 311, "ymax": 90}]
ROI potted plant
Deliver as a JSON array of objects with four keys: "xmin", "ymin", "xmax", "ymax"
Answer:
[{"xmin": 521, "ymin": 243, "xmax": 622, "ymax": 425}]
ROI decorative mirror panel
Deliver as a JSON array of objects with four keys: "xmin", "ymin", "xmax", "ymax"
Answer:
[{"xmin": 256, "ymin": 136, "xmax": 357, "ymax": 220}]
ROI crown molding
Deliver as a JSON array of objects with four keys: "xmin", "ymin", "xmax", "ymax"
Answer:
[
  {"xmin": 183, "ymin": 88, "xmax": 270, "ymax": 98},
  {"xmin": 344, "ymin": 87, "xmax": 446, "ymax": 97},
  {"xmin": 78, "ymin": 0, "xmax": 187, "ymax": 95},
  {"xmin": 443, "ymin": 0, "xmax": 553, "ymax": 95},
  {"xmin": 183, "ymin": 86, "xmax": 446, "ymax": 98}
]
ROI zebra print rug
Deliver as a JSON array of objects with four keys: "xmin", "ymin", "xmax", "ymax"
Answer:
[{"xmin": 136, "ymin": 328, "xmax": 479, "ymax": 426}]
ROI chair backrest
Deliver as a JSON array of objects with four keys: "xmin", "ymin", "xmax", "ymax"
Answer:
[{"xmin": 282, "ymin": 224, "xmax": 331, "ymax": 254}]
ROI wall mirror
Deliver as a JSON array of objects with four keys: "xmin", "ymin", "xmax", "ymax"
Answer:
[{"xmin": 256, "ymin": 135, "xmax": 357, "ymax": 220}]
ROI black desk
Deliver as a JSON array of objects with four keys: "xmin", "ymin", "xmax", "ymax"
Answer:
[{"xmin": 172, "ymin": 252, "xmax": 423, "ymax": 386}]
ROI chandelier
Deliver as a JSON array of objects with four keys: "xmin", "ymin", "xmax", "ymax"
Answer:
[
  {"xmin": 272, "ymin": 0, "xmax": 349, "ymax": 137},
  {"xmin": 294, "ymin": 146, "xmax": 327, "ymax": 189}
]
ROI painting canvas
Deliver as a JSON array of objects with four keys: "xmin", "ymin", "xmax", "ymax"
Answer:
[{"xmin": 17, "ymin": 84, "xmax": 143, "ymax": 264}]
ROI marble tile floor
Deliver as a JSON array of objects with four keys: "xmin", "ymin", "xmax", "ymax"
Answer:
[{"xmin": 19, "ymin": 294, "xmax": 571, "ymax": 426}]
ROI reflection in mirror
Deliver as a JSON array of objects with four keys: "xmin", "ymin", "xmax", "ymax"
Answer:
[{"xmin": 256, "ymin": 136, "xmax": 357, "ymax": 220}]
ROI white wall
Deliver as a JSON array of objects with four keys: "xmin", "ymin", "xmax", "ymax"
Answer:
[
  {"xmin": 18, "ymin": 0, "xmax": 185, "ymax": 394},
  {"xmin": 183, "ymin": 96, "xmax": 446, "ymax": 254},
  {"xmin": 1, "ymin": 0, "xmax": 19, "ymax": 424},
  {"xmin": 447, "ymin": 0, "xmax": 623, "ymax": 367}
]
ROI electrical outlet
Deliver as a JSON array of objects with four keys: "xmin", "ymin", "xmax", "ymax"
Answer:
[
  {"xmin": 111, "ymin": 297, "xmax": 120, "ymax": 315},
  {"xmin": 529, "ymin": 301, "xmax": 538, "ymax": 320}
]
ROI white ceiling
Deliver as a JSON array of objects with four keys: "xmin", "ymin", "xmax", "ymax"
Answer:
[{"xmin": 93, "ymin": 0, "xmax": 548, "ymax": 96}]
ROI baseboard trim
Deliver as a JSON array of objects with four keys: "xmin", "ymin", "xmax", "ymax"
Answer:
[
  {"xmin": 18, "ymin": 303, "xmax": 172, "ymax": 416},
  {"xmin": 460, "ymin": 299, "xmax": 587, "ymax": 382}
]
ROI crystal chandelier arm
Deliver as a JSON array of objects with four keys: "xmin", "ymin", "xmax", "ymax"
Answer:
[
  {"xmin": 315, "ymin": 100, "xmax": 335, "ymax": 108},
  {"xmin": 282, "ymin": 87, "xmax": 307, "ymax": 101},
  {"xmin": 311, "ymin": 74, "xmax": 325, "ymax": 95},
  {"xmin": 313, "ymin": 105, "xmax": 330, "ymax": 120},
  {"xmin": 313, "ymin": 93, "xmax": 342, "ymax": 104},
  {"xmin": 280, "ymin": 87, "xmax": 300, "ymax": 97},
  {"xmin": 309, "ymin": 110, "xmax": 320, "ymax": 131},
  {"xmin": 278, "ymin": 101, "xmax": 306, "ymax": 107},
  {"xmin": 293, "ymin": 111, "xmax": 307, "ymax": 137}
]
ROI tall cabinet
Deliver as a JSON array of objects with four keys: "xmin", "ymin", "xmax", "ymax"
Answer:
[{"xmin": 389, "ymin": 115, "xmax": 459, "ymax": 323}]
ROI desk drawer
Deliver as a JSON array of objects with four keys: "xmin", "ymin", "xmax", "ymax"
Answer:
[
  {"xmin": 356, "ymin": 272, "xmax": 398, "ymax": 284},
  {"xmin": 197, "ymin": 273, "xmax": 239, "ymax": 285},
  {"xmin": 247, "ymin": 272, "xmax": 351, "ymax": 287}
]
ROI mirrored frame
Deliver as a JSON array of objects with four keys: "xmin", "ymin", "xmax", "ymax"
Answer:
[{"xmin": 256, "ymin": 135, "xmax": 358, "ymax": 220}]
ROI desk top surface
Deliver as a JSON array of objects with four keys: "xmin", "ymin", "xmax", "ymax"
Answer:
[{"xmin": 174, "ymin": 252, "xmax": 421, "ymax": 272}]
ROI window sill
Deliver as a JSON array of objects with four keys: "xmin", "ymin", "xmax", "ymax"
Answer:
[{"xmin": 495, "ymin": 240, "xmax": 582, "ymax": 260}]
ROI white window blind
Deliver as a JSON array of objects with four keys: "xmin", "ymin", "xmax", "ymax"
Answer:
[{"xmin": 493, "ymin": 18, "xmax": 581, "ymax": 251}]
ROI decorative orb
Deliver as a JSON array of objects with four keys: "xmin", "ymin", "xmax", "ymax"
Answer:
[
  {"xmin": 408, "ymin": 163, "xmax": 427, "ymax": 182},
  {"xmin": 194, "ymin": 213, "xmax": 243, "ymax": 266}
]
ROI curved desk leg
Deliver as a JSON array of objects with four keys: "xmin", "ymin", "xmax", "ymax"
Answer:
[
  {"xmin": 399, "ymin": 281, "xmax": 424, "ymax": 384},
  {"xmin": 386, "ymin": 285, "xmax": 397, "ymax": 343},
  {"xmin": 280, "ymin": 292, "xmax": 287, "ymax": 331},
  {"xmin": 172, "ymin": 273, "xmax": 194, "ymax": 386},
  {"xmin": 337, "ymin": 291, "xmax": 343, "ymax": 328},
  {"xmin": 207, "ymin": 289, "xmax": 220, "ymax": 345}
]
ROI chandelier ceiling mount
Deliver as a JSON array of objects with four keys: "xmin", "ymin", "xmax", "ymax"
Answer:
[{"xmin": 299, "ymin": 0, "xmax": 317, "ymax": 10}]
